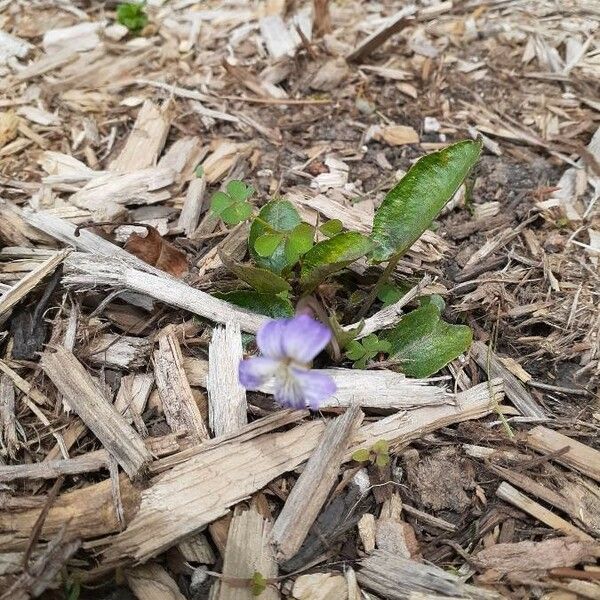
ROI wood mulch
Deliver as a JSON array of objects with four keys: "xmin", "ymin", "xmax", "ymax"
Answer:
[{"xmin": 0, "ymin": 0, "xmax": 599, "ymax": 598}]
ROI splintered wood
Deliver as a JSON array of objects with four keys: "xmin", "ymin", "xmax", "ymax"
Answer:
[
  {"xmin": 271, "ymin": 405, "xmax": 363, "ymax": 561},
  {"xmin": 208, "ymin": 322, "xmax": 247, "ymax": 437},
  {"xmin": 218, "ymin": 505, "xmax": 279, "ymax": 600},
  {"xmin": 41, "ymin": 347, "xmax": 152, "ymax": 479},
  {"xmin": 154, "ymin": 327, "xmax": 209, "ymax": 443}
]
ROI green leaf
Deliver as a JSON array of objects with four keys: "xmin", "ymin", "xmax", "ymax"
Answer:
[
  {"xmin": 220, "ymin": 253, "xmax": 291, "ymax": 294},
  {"xmin": 227, "ymin": 180, "xmax": 254, "ymax": 202},
  {"xmin": 286, "ymin": 222, "xmax": 314, "ymax": 260},
  {"xmin": 249, "ymin": 200, "xmax": 302, "ymax": 273},
  {"xmin": 345, "ymin": 340, "xmax": 366, "ymax": 361},
  {"xmin": 372, "ymin": 439, "xmax": 389, "ymax": 454},
  {"xmin": 194, "ymin": 164, "xmax": 204, "ymax": 178},
  {"xmin": 375, "ymin": 453, "xmax": 390, "ymax": 468},
  {"xmin": 352, "ymin": 448, "xmax": 371, "ymax": 462},
  {"xmin": 383, "ymin": 304, "xmax": 472, "ymax": 378},
  {"xmin": 300, "ymin": 232, "xmax": 374, "ymax": 291},
  {"xmin": 421, "ymin": 294, "xmax": 446, "ymax": 312},
  {"xmin": 329, "ymin": 313, "xmax": 364, "ymax": 351},
  {"xmin": 377, "ymin": 283, "xmax": 403, "ymax": 306},
  {"xmin": 211, "ymin": 191, "xmax": 233, "ymax": 215},
  {"xmin": 214, "ymin": 291, "xmax": 294, "ymax": 318},
  {"xmin": 361, "ymin": 334, "xmax": 381, "ymax": 352},
  {"xmin": 116, "ymin": 2, "xmax": 148, "ymax": 31},
  {"xmin": 319, "ymin": 219, "xmax": 343, "ymax": 237},
  {"xmin": 254, "ymin": 233, "xmax": 284, "ymax": 257},
  {"xmin": 221, "ymin": 201, "xmax": 252, "ymax": 225},
  {"xmin": 250, "ymin": 571, "xmax": 267, "ymax": 596},
  {"xmin": 371, "ymin": 139, "xmax": 482, "ymax": 262}
]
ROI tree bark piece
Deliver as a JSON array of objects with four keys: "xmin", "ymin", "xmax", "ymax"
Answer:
[
  {"xmin": 471, "ymin": 341, "xmax": 546, "ymax": 418},
  {"xmin": 208, "ymin": 322, "xmax": 247, "ymax": 437},
  {"xmin": 218, "ymin": 505, "xmax": 279, "ymax": 600},
  {"xmin": 271, "ymin": 405, "xmax": 363, "ymax": 561},
  {"xmin": 125, "ymin": 563, "xmax": 187, "ymax": 600},
  {"xmin": 526, "ymin": 426, "xmax": 600, "ymax": 482},
  {"xmin": 0, "ymin": 375, "xmax": 18, "ymax": 459},
  {"xmin": 41, "ymin": 347, "xmax": 152, "ymax": 480},
  {"xmin": 154, "ymin": 327, "xmax": 209, "ymax": 443},
  {"xmin": 358, "ymin": 549, "xmax": 502, "ymax": 600},
  {"xmin": 110, "ymin": 100, "xmax": 172, "ymax": 173},
  {"xmin": 115, "ymin": 373, "xmax": 153, "ymax": 436}
]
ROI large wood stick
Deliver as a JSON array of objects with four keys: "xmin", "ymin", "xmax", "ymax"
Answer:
[
  {"xmin": 41, "ymin": 347, "xmax": 152, "ymax": 479},
  {"xmin": 270, "ymin": 405, "xmax": 363, "ymax": 561},
  {"xmin": 526, "ymin": 426, "xmax": 600, "ymax": 482},
  {"xmin": 208, "ymin": 322, "xmax": 247, "ymax": 437},
  {"xmin": 63, "ymin": 253, "xmax": 268, "ymax": 334}
]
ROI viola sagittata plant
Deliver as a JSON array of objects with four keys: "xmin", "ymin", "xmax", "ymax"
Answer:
[{"xmin": 239, "ymin": 315, "xmax": 336, "ymax": 410}]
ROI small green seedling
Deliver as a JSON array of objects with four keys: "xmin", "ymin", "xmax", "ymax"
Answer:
[
  {"xmin": 352, "ymin": 439, "xmax": 390, "ymax": 467},
  {"xmin": 116, "ymin": 2, "xmax": 148, "ymax": 32},
  {"xmin": 345, "ymin": 334, "xmax": 391, "ymax": 369},
  {"xmin": 211, "ymin": 180, "xmax": 254, "ymax": 225},
  {"xmin": 250, "ymin": 571, "xmax": 267, "ymax": 596}
]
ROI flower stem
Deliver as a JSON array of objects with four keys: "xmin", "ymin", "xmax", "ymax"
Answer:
[{"xmin": 356, "ymin": 254, "xmax": 401, "ymax": 320}]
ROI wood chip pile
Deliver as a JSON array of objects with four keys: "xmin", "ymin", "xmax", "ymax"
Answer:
[{"xmin": 0, "ymin": 0, "xmax": 599, "ymax": 598}]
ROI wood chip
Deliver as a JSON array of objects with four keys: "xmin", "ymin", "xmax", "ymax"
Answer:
[
  {"xmin": 208, "ymin": 322, "xmax": 247, "ymax": 437},
  {"xmin": 154, "ymin": 327, "xmax": 209, "ymax": 443},
  {"xmin": 41, "ymin": 347, "xmax": 152, "ymax": 480},
  {"xmin": 126, "ymin": 563, "xmax": 187, "ymax": 600},
  {"xmin": 270, "ymin": 405, "xmax": 363, "ymax": 561}
]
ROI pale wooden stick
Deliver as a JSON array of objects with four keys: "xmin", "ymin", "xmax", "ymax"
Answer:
[
  {"xmin": 63, "ymin": 253, "xmax": 268, "ymax": 334},
  {"xmin": 0, "ymin": 375, "xmax": 18, "ymax": 459},
  {"xmin": 496, "ymin": 482, "xmax": 593, "ymax": 542},
  {"xmin": 125, "ymin": 563, "xmax": 187, "ymax": 600},
  {"xmin": 526, "ymin": 426, "xmax": 600, "ymax": 482},
  {"xmin": 208, "ymin": 322, "xmax": 247, "ymax": 437},
  {"xmin": 218, "ymin": 505, "xmax": 279, "ymax": 600},
  {"xmin": 344, "ymin": 275, "xmax": 430, "ymax": 338},
  {"xmin": 115, "ymin": 373, "xmax": 153, "ymax": 436},
  {"xmin": 0, "ymin": 449, "xmax": 109, "ymax": 483},
  {"xmin": 270, "ymin": 405, "xmax": 364, "ymax": 561},
  {"xmin": 41, "ymin": 347, "xmax": 152, "ymax": 479},
  {"xmin": 471, "ymin": 341, "xmax": 546, "ymax": 418},
  {"xmin": 104, "ymin": 380, "xmax": 499, "ymax": 563},
  {"xmin": 358, "ymin": 549, "xmax": 501, "ymax": 600},
  {"xmin": 0, "ymin": 360, "xmax": 49, "ymax": 406},
  {"xmin": 154, "ymin": 327, "xmax": 209, "ymax": 442},
  {"xmin": 0, "ymin": 249, "xmax": 69, "ymax": 317},
  {"xmin": 178, "ymin": 175, "xmax": 206, "ymax": 236}
]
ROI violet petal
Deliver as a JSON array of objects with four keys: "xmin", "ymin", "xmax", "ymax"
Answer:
[
  {"xmin": 289, "ymin": 368, "xmax": 337, "ymax": 410},
  {"xmin": 282, "ymin": 315, "xmax": 331, "ymax": 364},
  {"xmin": 256, "ymin": 319, "xmax": 287, "ymax": 359},
  {"xmin": 238, "ymin": 357, "xmax": 279, "ymax": 390}
]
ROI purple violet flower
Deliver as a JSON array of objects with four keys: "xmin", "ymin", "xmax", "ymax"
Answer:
[{"xmin": 239, "ymin": 314, "xmax": 336, "ymax": 410}]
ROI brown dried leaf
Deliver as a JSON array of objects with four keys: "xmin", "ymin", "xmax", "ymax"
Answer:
[{"xmin": 124, "ymin": 226, "xmax": 188, "ymax": 277}]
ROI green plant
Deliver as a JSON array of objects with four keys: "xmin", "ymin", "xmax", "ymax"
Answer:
[
  {"xmin": 352, "ymin": 439, "xmax": 390, "ymax": 467},
  {"xmin": 250, "ymin": 571, "xmax": 267, "ymax": 596},
  {"xmin": 116, "ymin": 2, "xmax": 148, "ymax": 32},
  {"xmin": 345, "ymin": 334, "xmax": 391, "ymax": 369},
  {"xmin": 210, "ymin": 140, "xmax": 481, "ymax": 378}
]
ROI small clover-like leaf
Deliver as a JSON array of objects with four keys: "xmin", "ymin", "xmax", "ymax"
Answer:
[
  {"xmin": 286, "ymin": 222, "xmax": 314, "ymax": 260},
  {"xmin": 250, "ymin": 571, "xmax": 267, "ymax": 597},
  {"xmin": 254, "ymin": 233, "xmax": 284, "ymax": 257},
  {"xmin": 221, "ymin": 201, "xmax": 252, "ymax": 225},
  {"xmin": 227, "ymin": 180, "xmax": 254, "ymax": 202},
  {"xmin": 352, "ymin": 448, "xmax": 371, "ymax": 463},
  {"xmin": 377, "ymin": 282, "xmax": 403, "ymax": 306},
  {"xmin": 361, "ymin": 334, "xmax": 381, "ymax": 353},
  {"xmin": 211, "ymin": 191, "xmax": 233, "ymax": 216},
  {"xmin": 319, "ymin": 219, "xmax": 343, "ymax": 238}
]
